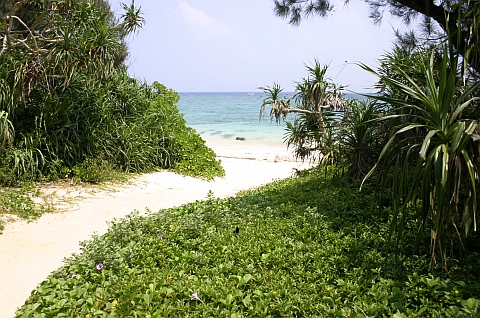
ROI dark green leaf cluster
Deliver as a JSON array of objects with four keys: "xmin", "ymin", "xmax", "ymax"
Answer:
[
  {"xmin": 274, "ymin": 0, "xmax": 333, "ymax": 25},
  {"xmin": 0, "ymin": 76, "xmax": 224, "ymax": 183}
]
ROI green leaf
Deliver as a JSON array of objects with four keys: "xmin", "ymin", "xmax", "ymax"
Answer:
[
  {"xmin": 464, "ymin": 298, "xmax": 479, "ymax": 309},
  {"xmin": 144, "ymin": 293, "xmax": 153, "ymax": 306},
  {"xmin": 226, "ymin": 294, "xmax": 234, "ymax": 305},
  {"xmin": 242, "ymin": 274, "xmax": 253, "ymax": 285},
  {"xmin": 242, "ymin": 295, "xmax": 252, "ymax": 307}
]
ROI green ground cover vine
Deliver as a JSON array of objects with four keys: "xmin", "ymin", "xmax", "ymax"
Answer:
[{"xmin": 16, "ymin": 169, "xmax": 480, "ymax": 317}]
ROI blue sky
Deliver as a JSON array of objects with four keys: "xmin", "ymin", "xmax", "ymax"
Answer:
[{"xmin": 112, "ymin": 0, "xmax": 405, "ymax": 93}]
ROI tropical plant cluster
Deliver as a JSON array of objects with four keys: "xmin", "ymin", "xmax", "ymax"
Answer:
[
  {"xmin": 260, "ymin": 27, "xmax": 480, "ymax": 267},
  {"xmin": 6, "ymin": 0, "xmax": 480, "ymax": 316},
  {"xmin": 15, "ymin": 170, "xmax": 480, "ymax": 317},
  {"xmin": 0, "ymin": 0, "xmax": 224, "ymax": 186},
  {"xmin": 259, "ymin": 64, "xmax": 387, "ymax": 178}
]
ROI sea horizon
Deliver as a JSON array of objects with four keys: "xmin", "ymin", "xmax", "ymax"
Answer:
[
  {"xmin": 176, "ymin": 92, "xmax": 290, "ymax": 147},
  {"xmin": 176, "ymin": 91, "xmax": 366, "ymax": 147}
]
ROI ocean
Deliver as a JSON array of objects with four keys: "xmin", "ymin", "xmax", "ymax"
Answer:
[{"xmin": 176, "ymin": 92, "xmax": 292, "ymax": 146}]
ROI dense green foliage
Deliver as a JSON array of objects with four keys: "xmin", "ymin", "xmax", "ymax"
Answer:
[
  {"xmin": 0, "ymin": 0, "xmax": 224, "ymax": 232},
  {"xmin": 360, "ymin": 44, "xmax": 480, "ymax": 266},
  {"xmin": 0, "ymin": 0, "xmax": 224, "ymax": 185},
  {"xmin": 16, "ymin": 169, "xmax": 480, "ymax": 317},
  {"xmin": 338, "ymin": 99, "xmax": 385, "ymax": 178},
  {"xmin": 259, "ymin": 63, "xmax": 384, "ymax": 179},
  {"xmin": 6, "ymin": 1, "xmax": 480, "ymax": 316},
  {"xmin": 260, "ymin": 38, "xmax": 480, "ymax": 266},
  {"xmin": 0, "ymin": 77, "xmax": 224, "ymax": 183}
]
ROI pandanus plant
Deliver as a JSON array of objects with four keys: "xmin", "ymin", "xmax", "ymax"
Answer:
[
  {"xmin": 258, "ymin": 82, "xmax": 290, "ymax": 123},
  {"xmin": 360, "ymin": 43, "xmax": 480, "ymax": 266},
  {"xmin": 339, "ymin": 99, "xmax": 384, "ymax": 178},
  {"xmin": 259, "ymin": 61, "xmax": 347, "ymax": 163},
  {"xmin": 0, "ymin": 0, "xmax": 148, "ymax": 180}
]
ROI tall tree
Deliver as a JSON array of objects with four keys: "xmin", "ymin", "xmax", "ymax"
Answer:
[{"xmin": 0, "ymin": 0, "xmax": 144, "ymax": 101}]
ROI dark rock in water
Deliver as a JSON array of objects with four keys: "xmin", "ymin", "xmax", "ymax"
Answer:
[{"xmin": 236, "ymin": 137, "xmax": 246, "ymax": 141}]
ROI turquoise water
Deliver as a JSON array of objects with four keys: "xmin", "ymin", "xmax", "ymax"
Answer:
[
  {"xmin": 177, "ymin": 92, "xmax": 293, "ymax": 146},
  {"xmin": 176, "ymin": 92, "xmax": 363, "ymax": 146}
]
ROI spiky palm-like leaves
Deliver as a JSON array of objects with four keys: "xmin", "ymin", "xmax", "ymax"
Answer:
[
  {"xmin": 361, "ymin": 45, "xmax": 480, "ymax": 266},
  {"xmin": 259, "ymin": 61, "xmax": 347, "ymax": 163},
  {"xmin": 258, "ymin": 82, "xmax": 290, "ymax": 123},
  {"xmin": 0, "ymin": 0, "xmax": 144, "ymax": 181},
  {"xmin": 119, "ymin": 0, "xmax": 145, "ymax": 34},
  {"xmin": 1, "ymin": 1, "xmax": 136, "ymax": 99},
  {"xmin": 291, "ymin": 62, "xmax": 346, "ymax": 162},
  {"xmin": 0, "ymin": 111, "xmax": 13, "ymax": 152},
  {"xmin": 339, "ymin": 99, "xmax": 384, "ymax": 178}
]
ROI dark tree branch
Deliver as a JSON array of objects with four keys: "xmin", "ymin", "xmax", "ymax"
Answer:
[{"xmin": 274, "ymin": 0, "xmax": 480, "ymax": 72}]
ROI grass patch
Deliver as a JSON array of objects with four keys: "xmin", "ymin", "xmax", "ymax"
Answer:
[
  {"xmin": 0, "ymin": 183, "xmax": 53, "ymax": 233},
  {"xmin": 16, "ymin": 169, "xmax": 480, "ymax": 317},
  {"xmin": 0, "ymin": 144, "xmax": 220, "ymax": 234},
  {"xmin": 0, "ymin": 168, "xmax": 130, "ymax": 234}
]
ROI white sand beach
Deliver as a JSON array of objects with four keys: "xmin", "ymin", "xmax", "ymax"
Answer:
[{"xmin": 0, "ymin": 141, "xmax": 311, "ymax": 318}]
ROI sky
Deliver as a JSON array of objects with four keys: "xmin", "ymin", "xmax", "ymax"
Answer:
[{"xmin": 111, "ymin": 0, "xmax": 406, "ymax": 93}]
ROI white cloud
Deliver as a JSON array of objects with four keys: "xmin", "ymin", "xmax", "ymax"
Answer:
[{"xmin": 178, "ymin": 1, "xmax": 234, "ymax": 37}]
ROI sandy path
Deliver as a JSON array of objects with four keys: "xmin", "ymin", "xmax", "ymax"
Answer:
[{"xmin": 0, "ymin": 144, "xmax": 309, "ymax": 318}]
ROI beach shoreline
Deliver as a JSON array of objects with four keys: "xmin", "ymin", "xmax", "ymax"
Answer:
[
  {"xmin": 198, "ymin": 130, "xmax": 299, "ymax": 162},
  {"xmin": 0, "ymin": 142, "xmax": 311, "ymax": 318}
]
